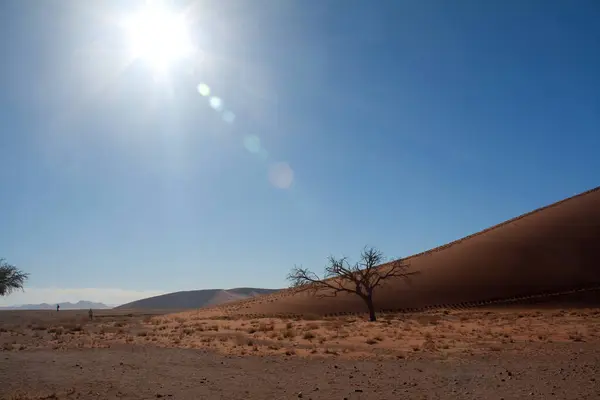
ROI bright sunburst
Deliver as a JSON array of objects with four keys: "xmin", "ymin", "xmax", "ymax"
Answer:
[{"xmin": 122, "ymin": 1, "xmax": 195, "ymax": 72}]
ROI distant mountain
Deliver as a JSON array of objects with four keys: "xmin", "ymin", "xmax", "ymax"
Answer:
[
  {"xmin": 0, "ymin": 300, "xmax": 112, "ymax": 310},
  {"xmin": 116, "ymin": 288, "xmax": 280, "ymax": 310}
]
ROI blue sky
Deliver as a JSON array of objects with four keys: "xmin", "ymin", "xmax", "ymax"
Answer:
[{"xmin": 1, "ymin": 0, "xmax": 599, "ymax": 306}]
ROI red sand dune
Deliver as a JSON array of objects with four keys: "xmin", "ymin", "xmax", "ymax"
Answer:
[{"xmin": 211, "ymin": 186, "xmax": 600, "ymax": 317}]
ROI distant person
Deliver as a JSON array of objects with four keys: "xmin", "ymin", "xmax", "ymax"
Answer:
[
  {"xmin": 56, "ymin": 304, "xmax": 60, "ymax": 312},
  {"xmin": 88, "ymin": 308, "xmax": 93, "ymax": 321}
]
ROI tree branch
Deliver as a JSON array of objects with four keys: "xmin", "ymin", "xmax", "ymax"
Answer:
[
  {"xmin": 287, "ymin": 265, "xmax": 357, "ymax": 296},
  {"xmin": 0, "ymin": 258, "xmax": 29, "ymax": 296},
  {"xmin": 287, "ymin": 247, "xmax": 419, "ymax": 321}
]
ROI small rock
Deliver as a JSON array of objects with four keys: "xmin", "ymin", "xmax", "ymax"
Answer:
[
  {"xmin": 297, "ymin": 392, "xmax": 303, "ymax": 398},
  {"xmin": 355, "ymin": 389, "xmax": 363, "ymax": 393}
]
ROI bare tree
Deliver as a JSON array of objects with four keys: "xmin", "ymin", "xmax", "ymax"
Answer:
[
  {"xmin": 287, "ymin": 246, "xmax": 417, "ymax": 321},
  {"xmin": 0, "ymin": 259, "xmax": 29, "ymax": 296}
]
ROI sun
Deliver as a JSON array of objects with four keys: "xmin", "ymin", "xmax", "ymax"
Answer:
[{"xmin": 122, "ymin": 2, "xmax": 195, "ymax": 72}]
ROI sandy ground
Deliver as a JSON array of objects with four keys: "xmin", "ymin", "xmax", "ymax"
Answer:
[
  {"xmin": 1, "ymin": 308, "xmax": 600, "ymax": 398},
  {"xmin": 2, "ymin": 342, "xmax": 600, "ymax": 399}
]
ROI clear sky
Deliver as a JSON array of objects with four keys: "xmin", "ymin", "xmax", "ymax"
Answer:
[{"xmin": 1, "ymin": 0, "xmax": 599, "ymax": 306}]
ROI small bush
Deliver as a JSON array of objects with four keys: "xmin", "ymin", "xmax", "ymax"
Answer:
[
  {"xmin": 303, "ymin": 331, "xmax": 315, "ymax": 340},
  {"xmin": 31, "ymin": 325, "xmax": 47, "ymax": 331},
  {"xmin": 304, "ymin": 322, "xmax": 319, "ymax": 330},
  {"xmin": 69, "ymin": 325, "xmax": 83, "ymax": 333},
  {"xmin": 302, "ymin": 313, "xmax": 320, "ymax": 321},
  {"xmin": 283, "ymin": 329, "xmax": 295, "ymax": 339},
  {"xmin": 569, "ymin": 332, "xmax": 584, "ymax": 342},
  {"xmin": 258, "ymin": 322, "xmax": 274, "ymax": 332},
  {"xmin": 423, "ymin": 337, "xmax": 436, "ymax": 352}
]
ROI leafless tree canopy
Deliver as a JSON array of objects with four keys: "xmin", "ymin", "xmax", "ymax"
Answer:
[
  {"xmin": 287, "ymin": 247, "xmax": 417, "ymax": 321},
  {"xmin": 0, "ymin": 258, "xmax": 29, "ymax": 296}
]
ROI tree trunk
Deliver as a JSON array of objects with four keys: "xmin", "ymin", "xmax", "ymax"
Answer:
[{"xmin": 364, "ymin": 295, "xmax": 376, "ymax": 322}]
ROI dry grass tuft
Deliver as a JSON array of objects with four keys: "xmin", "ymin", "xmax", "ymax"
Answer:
[
  {"xmin": 303, "ymin": 331, "xmax": 316, "ymax": 340},
  {"xmin": 2, "ymin": 307, "xmax": 600, "ymax": 360}
]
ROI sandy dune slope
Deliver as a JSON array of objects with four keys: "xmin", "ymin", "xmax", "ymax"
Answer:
[
  {"xmin": 116, "ymin": 288, "xmax": 279, "ymax": 310},
  {"xmin": 202, "ymin": 186, "xmax": 600, "ymax": 317}
]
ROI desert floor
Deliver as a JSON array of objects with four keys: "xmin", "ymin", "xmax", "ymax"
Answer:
[{"xmin": 1, "ymin": 308, "xmax": 600, "ymax": 399}]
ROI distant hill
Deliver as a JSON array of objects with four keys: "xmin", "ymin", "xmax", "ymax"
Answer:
[
  {"xmin": 116, "ymin": 288, "xmax": 280, "ymax": 310},
  {"xmin": 0, "ymin": 300, "xmax": 111, "ymax": 310}
]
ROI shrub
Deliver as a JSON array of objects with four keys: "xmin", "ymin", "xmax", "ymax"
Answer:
[
  {"xmin": 283, "ymin": 329, "xmax": 295, "ymax": 339},
  {"xmin": 303, "ymin": 331, "xmax": 315, "ymax": 340}
]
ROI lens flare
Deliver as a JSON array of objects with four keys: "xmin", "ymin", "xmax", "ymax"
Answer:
[
  {"xmin": 196, "ymin": 83, "xmax": 211, "ymax": 96},
  {"xmin": 268, "ymin": 162, "xmax": 294, "ymax": 189},
  {"xmin": 209, "ymin": 96, "xmax": 223, "ymax": 111}
]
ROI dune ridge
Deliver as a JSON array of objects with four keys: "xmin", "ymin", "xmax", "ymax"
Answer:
[
  {"xmin": 382, "ymin": 186, "xmax": 600, "ymax": 266},
  {"xmin": 194, "ymin": 186, "xmax": 600, "ymax": 318}
]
